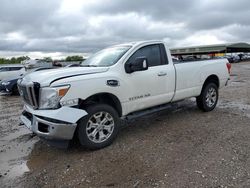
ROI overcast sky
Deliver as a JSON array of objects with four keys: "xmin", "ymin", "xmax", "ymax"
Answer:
[{"xmin": 0, "ymin": 0, "xmax": 250, "ymax": 58}]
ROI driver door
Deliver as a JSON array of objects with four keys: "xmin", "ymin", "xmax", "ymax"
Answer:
[{"xmin": 124, "ymin": 44, "xmax": 175, "ymax": 113}]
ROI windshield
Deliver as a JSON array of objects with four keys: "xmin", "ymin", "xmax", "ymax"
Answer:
[
  {"xmin": 0, "ymin": 67, "xmax": 9, "ymax": 72},
  {"xmin": 81, "ymin": 46, "xmax": 131, "ymax": 67}
]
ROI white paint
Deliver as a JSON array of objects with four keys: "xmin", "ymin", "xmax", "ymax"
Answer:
[
  {"xmin": 21, "ymin": 40, "xmax": 230, "ymax": 118},
  {"xmin": 24, "ymin": 105, "xmax": 87, "ymax": 124}
]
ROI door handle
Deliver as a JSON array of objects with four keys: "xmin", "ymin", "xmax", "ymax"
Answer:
[{"xmin": 158, "ymin": 72, "xmax": 167, "ymax": 76}]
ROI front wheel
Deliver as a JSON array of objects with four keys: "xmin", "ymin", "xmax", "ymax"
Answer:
[
  {"xmin": 77, "ymin": 104, "xmax": 120, "ymax": 150},
  {"xmin": 196, "ymin": 83, "xmax": 218, "ymax": 112}
]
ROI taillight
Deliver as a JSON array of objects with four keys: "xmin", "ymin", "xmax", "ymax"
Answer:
[{"xmin": 226, "ymin": 63, "xmax": 231, "ymax": 74}]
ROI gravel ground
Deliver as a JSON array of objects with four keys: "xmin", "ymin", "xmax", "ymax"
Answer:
[{"xmin": 0, "ymin": 62, "xmax": 250, "ymax": 188}]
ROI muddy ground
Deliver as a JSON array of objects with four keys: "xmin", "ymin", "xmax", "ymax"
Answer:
[{"xmin": 0, "ymin": 62, "xmax": 250, "ymax": 188}]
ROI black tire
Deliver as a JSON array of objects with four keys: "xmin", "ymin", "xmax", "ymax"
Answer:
[
  {"xmin": 12, "ymin": 85, "xmax": 19, "ymax": 95},
  {"xmin": 196, "ymin": 83, "xmax": 218, "ymax": 112},
  {"xmin": 77, "ymin": 104, "xmax": 120, "ymax": 150}
]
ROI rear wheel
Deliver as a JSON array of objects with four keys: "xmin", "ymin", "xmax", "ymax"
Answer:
[
  {"xmin": 77, "ymin": 104, "xmax": 120, "ymax": 150},
  {"xmin": 196, "ymin": 83, "xmax": 218, "ymax": 112}
]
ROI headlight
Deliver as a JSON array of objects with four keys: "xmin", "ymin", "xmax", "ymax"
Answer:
[
  {"xmin": 2, "ymin": 81, "xmax": 10, "ymax": 86},
  {"xmin": 39, "ymin": 85, "xmax": 70, "ymax": 109}
]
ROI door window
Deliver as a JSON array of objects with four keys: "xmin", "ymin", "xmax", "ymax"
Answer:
[{"xmin": 128, "ymin": 44, "xmax": 163, "ymax": 67}]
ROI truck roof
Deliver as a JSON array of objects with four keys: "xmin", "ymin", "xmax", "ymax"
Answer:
[{"xmin": 113, "ymin": 40, "xmax": 164, "ymax": 48}]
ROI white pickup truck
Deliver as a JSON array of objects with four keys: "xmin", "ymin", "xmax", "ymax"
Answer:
[{"xmin": 18, "ymin": 41, "xmax": 231, "ymax": 149}]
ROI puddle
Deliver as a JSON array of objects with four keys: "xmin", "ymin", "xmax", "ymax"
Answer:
[
  {"xmin": 232, "ymin": 80, "xmax": 246, "ymax": 83},
  {"xmin": 230, "ymin": 74, "xmax": 238, "ymax": 77},
  {"xmin": 230, "ymin": 80, "xmax": 246, "ymax": 86},
  {"xmin": 11, "ymin": 161, "xmax": 29, "ymax": 177},
  {"xmin": 0, "ymin": 129, "xmax": 38, "ymax": 186},
  {"xmin": 0, "ymin": 96, "xmax": 39, "ymax": 187},
  {"xmin": 218, "ymin": 100, "xmax": 250, "ymax": 118}
]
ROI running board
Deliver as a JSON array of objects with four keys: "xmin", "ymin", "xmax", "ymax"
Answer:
[{"xmin": 123, "ymin": 102, "xmax": 180, "ymax": 121}]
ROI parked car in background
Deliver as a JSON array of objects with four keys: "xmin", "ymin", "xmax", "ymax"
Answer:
[
  {"xmin": 0, "ymin": 65, "xmax": 25, "ymax": 81},
  {"xmin": 0, "ymin": 67, "xmax": 54, "ymax": 95},
  {"xmin": 0, "ymin": 76, "xmax": 22, "ymax": 95},
  {"xmin": 241, "ymin": 54, "xmax": 250, "ymax": 61},
  {"xmin": 225, "ymin": 55, "xmax": 240, "ymax": 63},
  {"xmin": 182, "ymin": 55, "xmax": 200, "ymax": 61},
  {"xmin": 21, "ymin": 59, "xmax": 53, "ymax": 69},
  {"xmin": 171, "ymin": 56, "xmax": 179, "ymax": 63},
  {"xmin": 66, "ymin": 64, "xmax": 81, "ymax": 67},
  {"xmin": 232, "ymin": 55, "xmax": 240, "ymax": 63}
]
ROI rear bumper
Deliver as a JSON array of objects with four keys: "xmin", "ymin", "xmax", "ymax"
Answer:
[{"xmin": 20, "ymin": 104, "xmax": 88, "ymax": 140}]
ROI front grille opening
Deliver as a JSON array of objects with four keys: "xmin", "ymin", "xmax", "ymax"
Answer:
[
  {"xmin": 33, "ymin": 82, "xmax": 40, "ymax": 104},
  {"xmin": 28, "ymin": 86, "xmax": 36, "ymax": 105},
  {"xmin": 22, "ymin": 111, "xmax": 33, "ymax": 121},
  {"xmin": 38, "ymin": 122, "xmax": 49, "ymax": 133},
  {"xmin": 18, "ymin": 82, "xmax": 40, "ymax": 108}
]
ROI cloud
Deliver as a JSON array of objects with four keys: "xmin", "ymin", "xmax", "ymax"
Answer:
[{"xmin": 0, "ymin": 0, "xmax": 249, "ymax": 58}]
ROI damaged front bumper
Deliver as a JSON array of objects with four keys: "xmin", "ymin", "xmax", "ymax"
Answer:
[{"xmin": 20, "ymin": 104, "xmax": 88, "ymax": 140}]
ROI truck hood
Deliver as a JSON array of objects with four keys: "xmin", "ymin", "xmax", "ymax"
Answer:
[{"xmin": 21, "ymin": 67, "xmax": 109, "ymax": 87}]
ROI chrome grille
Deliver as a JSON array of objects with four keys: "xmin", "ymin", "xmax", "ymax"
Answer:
[{"xmin": 18, "ymin": 82, "xmax": 40, "ymax": 109}]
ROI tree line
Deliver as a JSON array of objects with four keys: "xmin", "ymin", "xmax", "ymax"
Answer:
[
  {"xmin": 0, "ymin": 55, "xmax": 85, "ymax": 64},
  {"xmin": 0, "ymin": 56, "xmax": 30, "ymax": 64}
]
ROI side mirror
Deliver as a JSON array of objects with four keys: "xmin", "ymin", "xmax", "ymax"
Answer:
[{"xmin": 125, "ymin": 57, "xmax": 148, "ymax": 73}]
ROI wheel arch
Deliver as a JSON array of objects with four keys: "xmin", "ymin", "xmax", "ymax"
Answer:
[
  {"xmin": 202, "ymin": 74, "xmax": 220, "ymax": 90},
  {"xmin": 197, "ymin": 74, "xmax": 219, "ymax": 112},
  {"xmin": 79, "ymin": 92, "xmax": 122, "ymax": 117}
]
